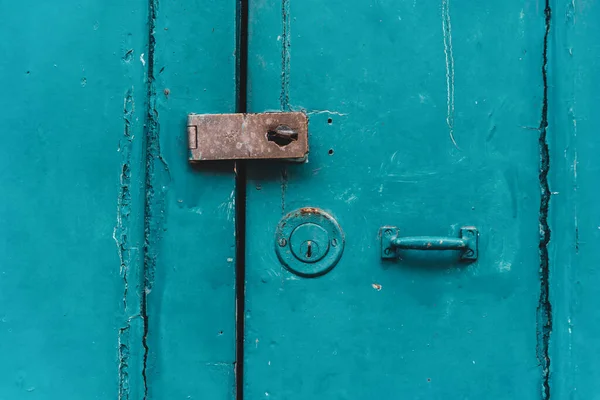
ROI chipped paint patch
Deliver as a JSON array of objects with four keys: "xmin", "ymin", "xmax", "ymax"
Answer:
[
  {"xmin": 218, "ymin": 189, "xmax": 236, "ymax": 221},
  {"xmin": 498, "ymin": 261, "xmax": 512, "ymax": 272}
]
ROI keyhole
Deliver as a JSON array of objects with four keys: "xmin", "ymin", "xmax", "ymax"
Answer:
[
  {"xmin": 266, "ymin": 125, "xmax": 298, "ymax": 147},
  {"xmin": 293, "ymin": 232, "xmax": 324, "ymax": 263}
]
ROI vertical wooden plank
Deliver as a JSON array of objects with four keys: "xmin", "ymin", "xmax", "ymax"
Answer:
[
  {"xmin": 143, "ymin": 0, "xmax": 238, "ymax": 398},
  {"xmin": 549, "ymin": 0, "xmax": 600, "ymax": 397},
  {"xmin": 245, "ymin": 0, "xmax": 548, "ymax": 398},
  {"xmin": 0, "ymin": 0, "xmax": 148, "ymax": 398}
]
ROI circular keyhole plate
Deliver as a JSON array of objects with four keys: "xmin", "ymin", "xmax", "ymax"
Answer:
[{"xmin": 275, "ymin": 207, "xmax": 345, "ymax": 278}]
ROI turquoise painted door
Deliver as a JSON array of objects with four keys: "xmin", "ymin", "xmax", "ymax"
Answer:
[
  {"xmin": 0, "ymin": 1, "xmax": 237, "ymax": 398},
  {"xmin": 241, "ymin": 1, "xmax": 599, "ymax": 399},
  {"xmin": 549, "ymin": 1, "xmax": 600, "ymax": 399},
  {"xmin": 2, "ymin": 0, "xmax": 600, "ymax": 399}
]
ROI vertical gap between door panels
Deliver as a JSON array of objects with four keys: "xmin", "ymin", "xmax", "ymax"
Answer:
[{"xmin": 235, "ymin": 0, "xmax": 249, "ymax": 398}]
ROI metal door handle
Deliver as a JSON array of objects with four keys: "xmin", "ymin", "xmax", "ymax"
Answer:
[{"xmin": 380, "ymin": 226, "xmax": 478, "ymax": 261}]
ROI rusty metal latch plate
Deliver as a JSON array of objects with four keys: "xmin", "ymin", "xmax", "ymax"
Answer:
[{"xmin": 188, "ymin": 112, "xmax": 308, "ymax": 161}]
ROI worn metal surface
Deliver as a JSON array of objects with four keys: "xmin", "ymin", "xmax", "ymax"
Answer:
[
  {"xmin": 188, "ymin": 112, "xmax": 308, "ymax": 161},
  {"xmin": 380, "ymin": 226, "xmax": 478, "ymax": 261}
]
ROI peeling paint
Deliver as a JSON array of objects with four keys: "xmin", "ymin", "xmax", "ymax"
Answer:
[
  {"xmin": 536, "ymin": 3, "xmax": 553, "ymax": 399},
  {"xmin": 118, "ymin": 326, "xmax": 131, "ymax": 400},
  {"xmin": 116, "ymin": 88, "xmax": 134, "ymax": 400},
  {"xmin": 141, "ymin": 0, "xmax": 163, "ymax": 397},
  {"xmin": 219, "ymin": 189, "xmax": 236, "ymax": 221}
]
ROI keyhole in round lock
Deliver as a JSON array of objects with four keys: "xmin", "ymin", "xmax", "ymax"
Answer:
[
  {"xmin": 300, "ymin": 240, "xmax": 320, "ymax": 261},
  {"xmin": 274, "ymin": 207, "xmax": 345, "ymax": 277},
  {"xmin": 290, "ymin": 223, "xmax": 329, "ymax": 263}
]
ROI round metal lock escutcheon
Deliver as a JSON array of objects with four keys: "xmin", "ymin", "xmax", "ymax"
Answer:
[{"xmin": 275, "ymin": 207, "xmax": 345, "ymax": 277}]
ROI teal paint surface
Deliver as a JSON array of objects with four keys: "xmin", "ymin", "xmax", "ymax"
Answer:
[
  {"xmin": 245, "ymin": 1, "xmax": 548, "ymax": 398},
  {"xmin": 143, "ymin": 1, "xmax": 238, "ymax": 398},
  {"xmin": 2, "ymin": 0, "xmax": 600, "ymax": 398},
  {"xmin": 0, "ymin": 1, "xmax": 237, "ymax": 398},
  {"xmin": 548, "ymin": 0, "xmax": 600, "ymax": 398},
  {"xmin": 0, "ymin": 0, "xmax": 148, "ymax": 397}
]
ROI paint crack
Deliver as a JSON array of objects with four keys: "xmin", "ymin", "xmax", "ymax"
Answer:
[
  {"xmin": 441, "ymin": 0, "xmax": 458, "ymax": 149},
  {"xmin": 536, "ymin": 2, "xmax": 552, "ymax": 400},
  {"xmin": 141, "ymin": 0, "xmax": 160, "ymax": 397},
  {"xmin": 116, "ymin": 88, "xmax": 134, "ymax": 400}
]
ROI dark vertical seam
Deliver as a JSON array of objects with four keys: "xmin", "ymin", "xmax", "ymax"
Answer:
[
  {"xmin": 537, "ymin": 2, "xmax": 552, "ymax": 399},
  {"xmin": 141, "ymin": 0, "xmax": 159, "ymax": 398},
  {"xmin": 280, "ymin": 0, "xmax": 291, "ymax": 111},
  {"xmin": 235, "ymin": 0, "xmax": 249, "ymax": 398},
  {"xmin": 236, "ymin": 0, "xmax": 248, "ymax": 115},
  {"xmin": 281, "ymin": 168, "xmax": 287, "ymax": 215},
  {"xmin": 280, "ymin": 0, "xmax": 291, "ymax": 214}
]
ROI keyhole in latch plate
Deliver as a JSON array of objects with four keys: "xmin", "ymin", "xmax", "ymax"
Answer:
[
  {"xmin": 306, "ymin": 240, "xmax": 312, "ymax": 258},
  {"xmin": 267, "ymin": 125, "xmax": 298, "ymax": 147}
]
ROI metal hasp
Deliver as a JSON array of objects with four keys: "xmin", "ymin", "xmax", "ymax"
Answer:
[
  {"xmin": 187, "ymin": 112, "xmax": 308, "ymax": 161},
  {"xmin": 380, "ymin": 226, "xmax": 479, "ymax": 261}
]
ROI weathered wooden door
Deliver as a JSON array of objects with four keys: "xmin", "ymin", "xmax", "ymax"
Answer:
[
  {"xmin": 241, "ymin": 1, "xmax": 600, "ymax": 399},
  {"xmin": 0, "ymin": 0, "xmax": 238, "ymax": 398},
  {"xmin": 2, "ymin": 0, "xmax": 600, "ymax": 399}
]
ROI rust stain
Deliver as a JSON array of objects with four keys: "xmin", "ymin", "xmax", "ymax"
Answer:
[{"xmin": 298, "ymin": 207, "xmax": 321, "ymax": 216}]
